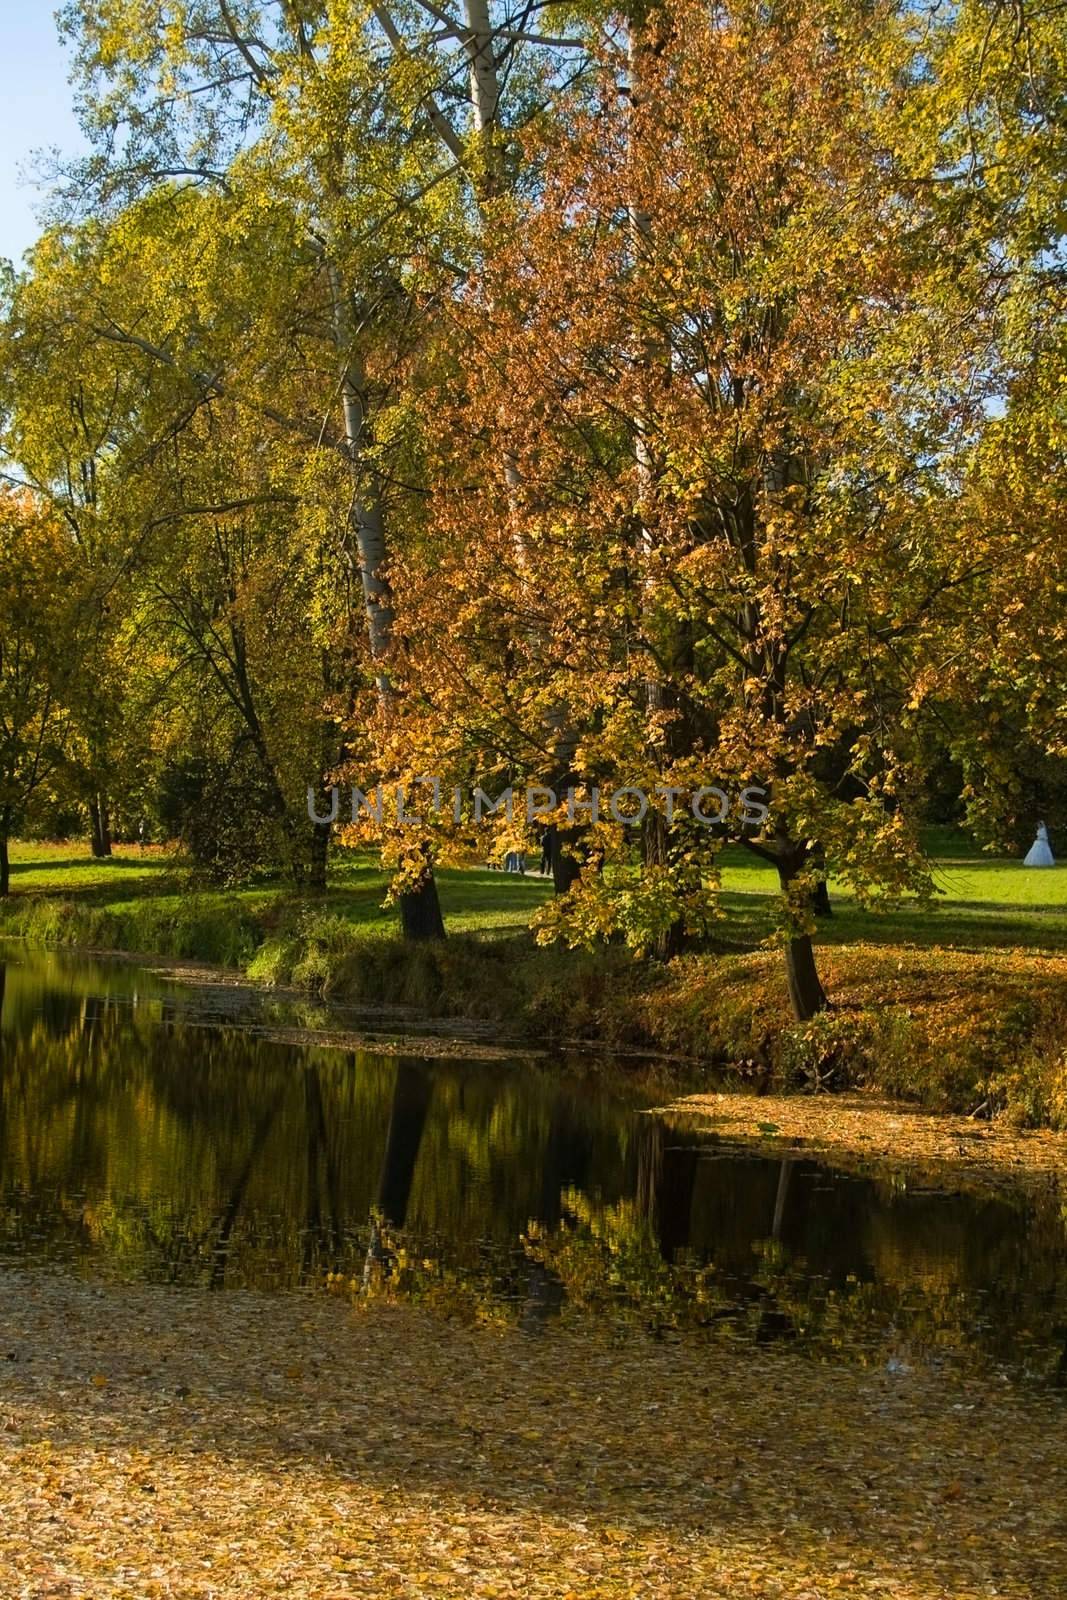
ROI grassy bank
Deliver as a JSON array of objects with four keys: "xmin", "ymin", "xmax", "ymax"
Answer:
[{"xmin": 3, "ymin": 835, "xmax": 1067, "ymax": 1126}]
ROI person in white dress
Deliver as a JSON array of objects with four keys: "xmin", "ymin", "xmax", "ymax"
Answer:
[{"xmin": 1024, "ymin": 821, "xmax": 1056, "ymax": 867}]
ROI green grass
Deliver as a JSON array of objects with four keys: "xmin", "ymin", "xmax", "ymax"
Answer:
[
  {"xmin": 6, "ymin": 841, "xmax": 176, "ymax": 895},
  {"xmin": 713, "ymin": 826, "xmax": 1067, "ymax": 952},
  {"xmin": 5, "ymin": 829, "xmax": 1067, "ymax": 956},
  {"xmin": 0, "ymin": 841, "xmax": 556, "ymax": 953}
]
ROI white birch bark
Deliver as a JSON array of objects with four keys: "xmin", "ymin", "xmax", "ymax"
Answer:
[
  {"xmin": 626, "ymin": 23, "xmax": 663, "ymax": 719},
  {"xmin": 463, "ymin": 0, "xmax": 503, "ymax": 178},
  {"xmin": 327, "ymin": 263, "xmax": 394, "ymax": 692}
]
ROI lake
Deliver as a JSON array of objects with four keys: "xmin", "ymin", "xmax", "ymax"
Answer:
[{"xmin": 1, "ymin": 947, "xmax": 1065, "ymax": 1384}]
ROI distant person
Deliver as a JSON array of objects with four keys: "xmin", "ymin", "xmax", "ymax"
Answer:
[
  {"xmin": 138, "ymin": 819, "xmax": 147, "ymax": 853},
  {"xmin": 1024, "ymin": 821, "xmax": 1055, "ymax": 867},
  {"xmin": 539, "ymin": 830, "xmax": 552, "ymax": 876}
]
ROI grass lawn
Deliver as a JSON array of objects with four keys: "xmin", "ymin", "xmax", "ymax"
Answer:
[
  {"xmin": 715, "ymin": 826, "xmax": 1067, "ymax": 952},
  {"xmin": 2, "ymin": 840, "xmax": 556, "ymax": 940},
  {"xmin": 7, "ymin": 827, "xmax": 1066, "ymax": 953}
]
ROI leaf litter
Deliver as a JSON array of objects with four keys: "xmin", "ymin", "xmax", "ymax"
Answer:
[
  {"xmin": 0, "ymin": 1272, "xmax": 1064, "ymax": 1598},
  {"xmin": 654, "ymin": 1090, "xmax": 1067, "ymax": 1200}
]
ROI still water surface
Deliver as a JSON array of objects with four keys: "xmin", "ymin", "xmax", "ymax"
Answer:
[{"xmin": 1, "ymin": 949, "xmax": 1065, "ymax": 1383}]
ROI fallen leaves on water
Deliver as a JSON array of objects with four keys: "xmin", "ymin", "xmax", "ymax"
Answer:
[{"xmin": 1, "ymin": 1274, "xmax": 1065, "ymax": 1598}]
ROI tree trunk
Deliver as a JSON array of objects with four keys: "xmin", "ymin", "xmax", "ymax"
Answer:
[
  {"xmin": 777, "ymin": 857, "xmax": 830, "ymax": 1021},
  {"xmin": 627, "ymin": 23, "xmax": 694, "ymax": 964},
  {"xmin": 0, "ymin": 821, "xmax": 9, "ymax": 898},
  {"xmin": 328, "ymin": 269, "xmax": 445, "ymax": 942},
  {"xmin": 463, "ymin": 0, "xmax": 505, "ymax": 199},
  {"xmin": 642, "ymin": 807, "xmax": 688, "ymax": 959},
  {"xmin": 89, "ymin": 795, "xmax": 112, "ymax": 859},
  {"xmin": 308, "ymin": 821, "xmax": 329, "ymax": 892},
  {"xmin": 547, "ymin": 824, "xmax": 582, "ymax": 896},
  {"xmin": 812, "ymin": 845, "xmax": 832, "ymax": 917},
  {"xmin": 783, "ymin": 930, "xmax": 829, "ymax": 1020},
  {"xmin": 399, "ymin": 859, "xmax": 446, "ymax": 941}
]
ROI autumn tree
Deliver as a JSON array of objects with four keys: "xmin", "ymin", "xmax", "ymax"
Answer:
[
  {"xmin": 48, "ymin": 0, "xmax": 595, "ymax": 935},
  {"xmin": 0, "ymin": 492, "xmax": 84, "ymax": 895},
  {"xmin": 867, "ymin": 0, "xmax": 1067, "ymax": 865},
  {"xmin": 400, "ymin": 0, "xmax": 1064, "ymax": 1017},
  {"xmin": 0, "ymin": 231, "xmax": 154, "ymax": 858},
  {"xmin": 0, "ymin": 197, "xmax": 371, "ymax": 888}
]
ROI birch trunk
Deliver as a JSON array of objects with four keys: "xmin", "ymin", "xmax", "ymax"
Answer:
[
  {"xmin": 626, "ymin": 18, "xmax": 690, "ymax": 958},
  {"xmin": 462, "ymin": 4, "xmax": 587, "ymax": 889},
  {"xmin": 327, "ymin": 263, "xmax": 446, "ymax": 938},
  {"xmin": 89, "ymin": 796, "xmax": 112, "ymax": 859},
  {"xmin": 463, "ymin": 0, "xmax": 504, "ymax": 196},
  {"xmin": 328, "ymin": 264, "xmax": 395, "ymax": 691}
]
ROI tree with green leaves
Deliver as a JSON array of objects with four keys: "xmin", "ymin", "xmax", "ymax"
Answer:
[
  {"xmin": 43, "ymin": 0, "xmax": 596, "ymax": 933},
  {"xmin": 0, "ymin": 491, "xmax": 85, "ymax": 894}
]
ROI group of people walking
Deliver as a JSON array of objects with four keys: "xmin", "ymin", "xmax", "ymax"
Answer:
[{"xmin": 494, "ymin": 832, "xmax": 554, "ymax": 877}]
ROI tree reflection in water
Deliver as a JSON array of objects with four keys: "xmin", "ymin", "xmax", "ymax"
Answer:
[{"xmin": 0, "ymin": 951, "xmax": 1066, "ymax": 1381}]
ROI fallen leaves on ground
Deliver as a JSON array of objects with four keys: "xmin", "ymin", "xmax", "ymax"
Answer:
[
  {"xmin": 1, "ymin": 1274, "xmax": 1065, "ymax": 1598},
  {"xmin": 654, "ymin": 1089, "xmax": 1067, "ymax": 1199},
  {"xmin": 636, "ymin": 945, "xmax": 1067, "ymax": 1126}
]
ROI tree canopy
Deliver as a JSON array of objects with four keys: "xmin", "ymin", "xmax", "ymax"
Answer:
[{"xmin": 1, "ymin": 0, "xmax": 1064, "ymax": 1015}]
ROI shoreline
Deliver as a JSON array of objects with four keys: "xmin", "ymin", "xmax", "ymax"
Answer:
[
  {"xmin": 5, "ymin": 933, "xmax": 1067, "ymax": 1193},
  {"xmin": 3, "ymin": 888, "xmax": 1067, "ymax": 1131},
  {"xmin": 653, "ymin": 1088, "xmax": 1067, "ymax": 1200},
  {"xmin": 0, "ymin": 936, "xmax": 549, "ymax": 1064}
]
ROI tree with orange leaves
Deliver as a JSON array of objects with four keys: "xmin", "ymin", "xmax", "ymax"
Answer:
[{"xmin": 397, "ymin": 0, "xmax": 1059, "ymax": 1018}]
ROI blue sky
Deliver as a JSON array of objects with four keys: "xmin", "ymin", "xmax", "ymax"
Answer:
[{"xmin": 0, "ymin": 4, "xmax": 84, "ymax": 267}]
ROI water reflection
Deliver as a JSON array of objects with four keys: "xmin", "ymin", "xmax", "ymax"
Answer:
[{"xmin": 1, "ymin": 951, "xmax": 1066, "ymax": 1382}]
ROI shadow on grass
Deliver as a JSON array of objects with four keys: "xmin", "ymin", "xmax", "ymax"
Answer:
[
  {"xmin": 6, "ymin": 859, "xmax": 182, "ymax": 910},
  {"xmin": 9, "ymin": 854, "xmax": 174, "ymax": 878},
  {"xmin": 714, "ymin": 889, "xmax": 1067, "ymax": 955},
  {"xmin": 8, "ymin": 843, "xmax": 1067, "ymax": 958},
  {"xmin": 439, "ymin": 874, "xmax": 554, "ymax": 916},
  {"xmin": 822, "ymin": 908, "xmax": 1067, "ymax": 954}
]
